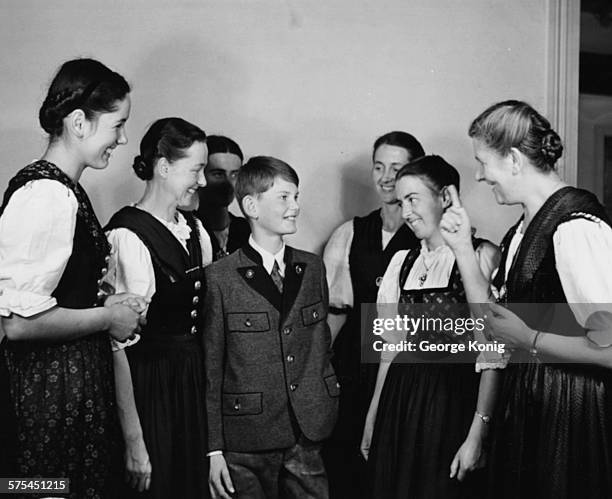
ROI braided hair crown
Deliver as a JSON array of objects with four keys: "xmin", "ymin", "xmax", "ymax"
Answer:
[{"xmin": 39, "ymin": 58, "xmax": 130, "ymax": 138}]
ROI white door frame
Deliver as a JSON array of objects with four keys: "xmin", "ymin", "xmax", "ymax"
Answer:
[{"xmin": 547, "ymin": 0, "xmax": 580, "ymax": 185}]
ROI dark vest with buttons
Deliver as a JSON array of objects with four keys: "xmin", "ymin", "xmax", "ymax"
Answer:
[
  {"xmin": 493, "ymin": 186, "xmax": 611, "ymax": 340},
  {"xmin": 348, "ymin": 208, "xmax": 419, "ymax": 306},
  {"xmin": 105, "ymin": 207, "xmax": 205, "ymax": 337},
  {"xmin": 333, "ymin": 209, "xmax": 419, "ymax": 376},
  {"xmin": 0, "ymin": 160, "xmax": 110, "ymax": 309}
]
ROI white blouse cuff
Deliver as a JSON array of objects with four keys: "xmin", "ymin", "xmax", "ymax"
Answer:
[
  {"xmin": 110, "ymin": 333, "xmax": 141, "ymax": 352},
  {"xmin": 0, "ymin": 287, "xmax": 57, "ymax": 318}
]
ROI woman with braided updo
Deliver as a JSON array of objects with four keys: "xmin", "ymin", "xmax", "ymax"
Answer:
[
  {"xmin": 104, "ymin": 118, "xmax": 212, "ymax": 498},
  {"xmin": 441, "ymin": 100, "xmax": 612, "ymax": 498},
  {"xmin": 0, "ymin": 58, "xmax": 143, "ymax": 497}
]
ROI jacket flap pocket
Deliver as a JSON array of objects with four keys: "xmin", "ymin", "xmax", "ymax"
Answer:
[
  {"xmin": 227, "ymin": 312, "xmax": 270, "ymax": 332},
  {"xmin": 301, "ymin": 301, "xmax": 325, "ymax": 326},
  {"xmin": 324, "ymin": 374, "xmax": 341, "ymax": 397},
  {"xmin": 222, "ymin": 392, "xmax": 263, "ymax": 416}
]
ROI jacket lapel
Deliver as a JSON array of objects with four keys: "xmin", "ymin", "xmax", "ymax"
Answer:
[
  {"xmin": 281, "ymin": 247, "xmax": 306, "ymax": 320},
  {"xmin": 238, "ymin": 244, "xmax": 282, "ymax": 311}
]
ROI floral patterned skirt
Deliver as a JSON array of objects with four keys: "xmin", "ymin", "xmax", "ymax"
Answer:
[{"xmin": 3, "ymin": 333, "xmax": 121, "ymax": 499}]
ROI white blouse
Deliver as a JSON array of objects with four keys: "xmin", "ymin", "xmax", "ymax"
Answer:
[
  {"xmin": 494, "ymin": 217, "xmax": 612, "ymax": 346},
  {"xmin": 0, "ymin": 179, "xmax": 78, "ymax": 318},
  {"xmin": 376, "ymin": 240, "xmax": 503, "ymax": 370},
  {"xmin": 104, "ymin": 207, "xmax": 213, "ymax": 308},
  {"xmin": 323, "ymin": 218, "xmax": 398, "ymax": 310}
]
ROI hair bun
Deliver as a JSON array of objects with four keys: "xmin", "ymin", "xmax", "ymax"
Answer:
[
  {"xmin": 132, "ymin": 155, "xmax": 152, "ymax": 180},
  {"xmin": 540, "ymin": 129, "xmax": 563, "ymax": 165}
]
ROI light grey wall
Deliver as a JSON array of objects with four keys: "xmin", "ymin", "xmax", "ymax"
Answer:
[{"xmin": 1, "ymin": 0, "xmax": 553, "ymax": 251}]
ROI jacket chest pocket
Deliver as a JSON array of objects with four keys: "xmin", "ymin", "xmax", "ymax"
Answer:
[
  {"xmin": 227, "ymin": 312, "xmax": 270, "ymax": 333},
  {"xmin": 301, "ymin": 301, "xmax": 326, "ymax": 327}
]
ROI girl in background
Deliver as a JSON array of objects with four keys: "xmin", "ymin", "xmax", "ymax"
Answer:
[{"xmin": 322, "ymin": 131, "xmax": 424, "ymax": 498}]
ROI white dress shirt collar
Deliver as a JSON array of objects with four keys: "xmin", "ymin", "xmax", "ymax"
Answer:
[{"xmin": 248, "ymin": 235, "xmax": 286, "ymax": 276}]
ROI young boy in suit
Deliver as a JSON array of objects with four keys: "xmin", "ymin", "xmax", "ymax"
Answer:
[{"xmin": 204, "ymin": 156, "xmax": 339, "ymax": 499}]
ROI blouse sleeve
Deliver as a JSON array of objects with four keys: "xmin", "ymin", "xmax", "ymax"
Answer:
[
  {"xmin": 0, "ymin": 179, "xmax": 77, "ymax": 317},
  {"xmin": 554, "ymin": 217, "xmax": 612, "ymax": 346},
  {"xmin": 375, "ymin": 251, "xmax": 409, "ymax": 359},
  {"xmin": 195, "ymin": 218, "xmax": 213, "ymax": 266},
  {"xmin": 105, "ymin": 227, "xmax": 156, "ymax": 352},
  {"xmin": 474, "ymin": 241, "xmax": 512, "ymax": 372},
  {"xmin": 323, "ymin": 220, "xmax": 354, "ymax": 311}
]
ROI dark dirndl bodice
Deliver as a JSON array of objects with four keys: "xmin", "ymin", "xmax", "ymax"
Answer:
[
  {"xmin": 0, "ymin": 160, "xmax": 120, "ymax": 499},
  {"xmin": 367, "ymin": 243, "xmax": 483, "ymax": 499},
  {"xmin": 104, "ymin": 206, "xmax": 209, "ymax": 499},
  {"xmin": 487, "ymin": 186, "xmax": 612, "ymax": 499}
]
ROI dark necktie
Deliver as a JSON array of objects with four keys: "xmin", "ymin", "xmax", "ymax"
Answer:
[{"xmin": 270, "ymin": 260, "xmax": 283, "ymax": 293}]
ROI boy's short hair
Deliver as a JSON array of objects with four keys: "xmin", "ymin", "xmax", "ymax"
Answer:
[{"xmin": 235, "ymin": 156, "xmax": 299, "ymax": 215}]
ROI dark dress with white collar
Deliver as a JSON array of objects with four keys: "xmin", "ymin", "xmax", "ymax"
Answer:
[
  {"xmin": 367, "ymin": 243, "xmax": 483, "ymax": 499},
  {"xmin": 105, "ymin": 207, "xmax": 209, "ymax": 499}
]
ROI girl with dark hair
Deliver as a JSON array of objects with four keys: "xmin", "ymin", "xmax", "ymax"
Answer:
[
  {"xmin": 361, "ymin": 155, "xmax": 501, "ymax": 498},
  {"xmin": 0, "ymin": 58, "xmax": 142, "ymax": 497},
  {"xmin": 322, "ymin": 131, "xmax": 424, "ymax": 497},
  {"xmin": 104, "ymin": 117, "xmax": 212, "ymax": 499},
  {"xmin": 441, "ymin": 100, "xmax": 612, "ymax": 498}
]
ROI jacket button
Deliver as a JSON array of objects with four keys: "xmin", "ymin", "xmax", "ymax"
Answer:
[
  {"xmin": 191, "ymin": 310, "xmax": 198, "ymax": 319},
  {"xmin": 192, "ymin": 296, "xmax": 199, "ymax": 305},
  {"xmin": 97, "ymin": 278, "xmax": 104, "ymax": 286},
  {"xmin": 100, "ymin": 267, "xmax": 108, "ymax": 276},
  {"xmin": 290, "ymin": 384, "xmax": 298, "ymax": 391},
  {"xmin": 97, "ymin": 290, "xmax": 105, "ymax": 299},
  {"xmin": 190, "ymin": 326, "xmax": 197, "ymax": 335},
  {"xmin": 336, "ymin": 382, "xmax": 341, "ymax": 388},
  {"xmin": 287, "ymin": 355, "xmax": 295, "ymax": 363},
  {"xmin": 104, "ymin": 255, "xmax": 111, "ymax": 264},
  {"xmin": 245, "ymin": 319, "xmax": 252, "ymax": 327},
  {"xmin": 194, "ymin": 281, "xmax": 201, "ymax": 291},
  {"xmin": 283, "ymin": 327, "xmax": 292, "ymax": 335},
  {"xmin": 246, "ymin": 269, "xmax": 255, "ymax": 279},
  {"xmin": 312, "ymin": 310, "xmax": 319, "ymax": 319},
  {"xmin": 233, "ymin": 400, "xmax": 241, "ymax": 411}
]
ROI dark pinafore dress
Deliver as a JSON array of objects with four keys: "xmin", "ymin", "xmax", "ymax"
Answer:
[
  {"xmin": 486, "ymin": 187, "xmax": 612, "ymax": 499},
  {"xmin": 0, "ymin": 160, "xmax": 121, "ymax": 499},
  {"xmin": 105, "ymin": 207, "xmax": 209, "ymax": 499},
  {"xmin": 324, "ymin": 209, "xmax": 418, "ymax": 498},
  {"xmin": 367, "ymin": 242, "xmax": 483, "ymax": 499}
]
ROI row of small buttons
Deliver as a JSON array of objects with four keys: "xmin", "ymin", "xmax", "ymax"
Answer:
[
  {"xmin": 190, "ymin": 280, "xmax": 202, "ymax": 335},
  {"xmin": 96, "ymin": 255, "xmax": 112, "ymax": 302}
]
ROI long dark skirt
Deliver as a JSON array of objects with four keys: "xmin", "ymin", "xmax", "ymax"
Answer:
[
  {"xmin": 487, "ymin": 362, "xmax": 612, "ymax": 499},
  {"xmin": 122, "ymin": 334, "xmax": 208, "ymax": 499},
  {"xmin": 3, "ymin": 333, "xmax": 121, "ymax": 499},
  {"xmin": 367, "ymin": 360, "xmax": 482, "ymax": 499}
]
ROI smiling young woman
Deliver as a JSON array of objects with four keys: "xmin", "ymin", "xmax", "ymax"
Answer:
[
  {"xmin": 104, "ymin": 117, "xmax": 213, "ymax": 499},
  {"xmin": 0, "ymin": 58, "xmax": 142, "ymax": 498},
  {"xmin": 322, "ymin": 131, "xmax": 425, "ymax": 498}
]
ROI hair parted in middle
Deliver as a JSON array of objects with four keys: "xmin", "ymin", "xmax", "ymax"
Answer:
[
  {"xmin": 372, "ymin": 131, "xmax": 425, "ymax": 161},
  {"xmin": 206, "ymin": 135, "xmax": 244, "ymax": 161},
  {"xmin": 132, "ymin": 117, "xmax": 207, "ymax": 181},
  {"xmin": 396, "ymin": 154, "xmax": 460, "ymax": 194},
  {"xmin": 235, "ymin": 156, "xmax": 299, "ymax": 215}
]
